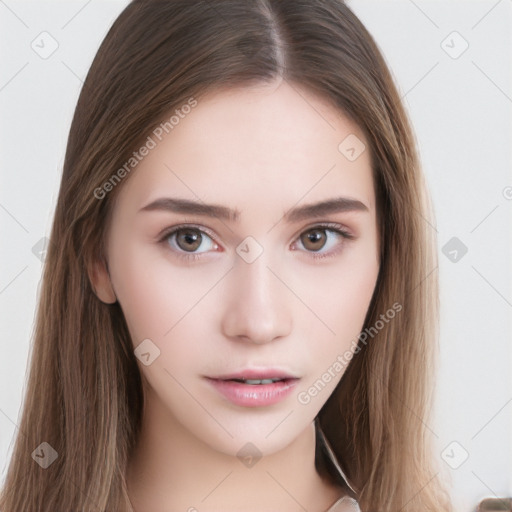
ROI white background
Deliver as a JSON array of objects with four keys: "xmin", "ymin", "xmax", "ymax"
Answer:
[{"xmin": 1, "ymin": 1, "xmax": 511, "ymax": 511}]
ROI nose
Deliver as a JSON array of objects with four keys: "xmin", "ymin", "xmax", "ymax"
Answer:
[{"xmin": 220, "ymin": 253, "xmax": 292, "ymax": 345}]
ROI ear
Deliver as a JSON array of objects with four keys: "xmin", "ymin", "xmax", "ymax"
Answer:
[{"xmin": 87, "ymin": 256, "xmax": 117, "ymax": 304}]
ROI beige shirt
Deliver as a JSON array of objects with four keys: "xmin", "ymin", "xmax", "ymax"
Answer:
[
  {"xmin": 325, "ymin": 496, "xmax": 361, "ymax": 512},
  {"xmin": 316, "ymin": 420, "xmax": 360, "ymax": 512}
]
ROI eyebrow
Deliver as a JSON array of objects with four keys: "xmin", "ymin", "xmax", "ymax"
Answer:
[{"xmin": 138, "ymin": 196, "xmax": 369, "ymax": 223}]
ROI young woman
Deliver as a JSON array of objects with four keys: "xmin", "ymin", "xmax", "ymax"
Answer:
[{"xmin": 0, "ymin": 1, "xmax": 453, "ymax": 511}]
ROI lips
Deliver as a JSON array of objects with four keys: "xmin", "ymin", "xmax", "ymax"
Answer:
[
  {"xmin": 204, "ymin": 370, "xmax": 300, "ymax": 407},
  {"xmin": 208, "ymin": 368, "xmax": 299, "ymax": 382},
  {"xmin": 227, "ymin": 377, "xmax": 286, "ymax": 385},
  {"xmin": 206, "ymin": 378, "xmax": 299, "ymax": 407}
]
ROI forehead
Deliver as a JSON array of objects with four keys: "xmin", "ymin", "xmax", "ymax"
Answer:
[{"xmin": 114, "ymin": 80, "xmax": 375, "ymax": 215}]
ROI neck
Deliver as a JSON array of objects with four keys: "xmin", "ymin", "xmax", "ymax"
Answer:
[{"xmin": 124, "ymin": 388, "xmax": 342, "ymax": 512}]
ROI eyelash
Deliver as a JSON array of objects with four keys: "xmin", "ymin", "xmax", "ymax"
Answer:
[{"xmin": 157, "ymin": 223, "xmax": 355, "ymax": 262}]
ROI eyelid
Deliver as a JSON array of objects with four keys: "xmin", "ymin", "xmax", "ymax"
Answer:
[
  {"xmin": 156, "ymin": 221, "xmax": 355, "ymax": 261},
  {"xmin": 293, "ymin": 221, "xmax": 355, "ymax": 240},
  {"xmin": 156, "ymin": 223, "xmax": 219, "ymax": 244},
  {"xmin": 290, "ymin": 222, "xmax": 354, "ymax": 261}
]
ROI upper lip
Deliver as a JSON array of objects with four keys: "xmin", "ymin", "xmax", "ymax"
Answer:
[{"xmin": 207, "ymin": 368, "xmax": 300, "ymax": 381}]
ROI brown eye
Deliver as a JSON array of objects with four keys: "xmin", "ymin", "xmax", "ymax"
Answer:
[
  {"xmin": 294, "ymin": 225, "xmax": 353, "ymax": 259},
  {"xmin": 159, "ymin": 225, "xmax": 219, "ymax": 261},
  {"xmin": 175, "ymin": 228, "xmax": 203, "ymax": 252},
  {"xmin": 300, "ymin": 228, "xmax": 328, "ymax": 251}
]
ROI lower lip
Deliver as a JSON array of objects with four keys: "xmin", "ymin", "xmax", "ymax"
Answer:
[{"xmin": 205, "ymin": 377, "xmax": 299, "ymax": 407}]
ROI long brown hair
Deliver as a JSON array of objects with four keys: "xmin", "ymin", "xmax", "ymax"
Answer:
[{"xmin": 0, "ymin": 1, "xmax": 453, "ymax": 510}]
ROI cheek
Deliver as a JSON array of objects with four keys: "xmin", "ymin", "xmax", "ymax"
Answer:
[
  {"xmin": 110, "ymin": 250, "xmax": 173, "ymax": 344},
  {"xmin": 331, "ymin": 250, "xmax": 379, "ymax": 350},
  {"xmin": 109, "ymin": 240, "xmax": 225, "ymax": 349},
  {"xmin": 293, "ymin": 241, "xmax": 379, "ymax": 337},
  {"xmin": 110, "ymin": 227, "xmax": 378, "ymax": 360},
  {"xmin": 334, "ymin": 253, "xmax": 379, "ymax": 327},
  {"xmin": 292, "ymin": 238, "xmax": 379, "ymax": 385}
]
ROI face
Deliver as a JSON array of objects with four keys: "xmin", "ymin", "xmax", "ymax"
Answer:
[{"xmin": 98, "ymin": 79, "xmax": 379, "ymax": 456}]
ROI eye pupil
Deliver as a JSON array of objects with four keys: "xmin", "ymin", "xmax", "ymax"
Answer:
[
  {"xmin": 176, "ymin": 229, "xmax": 202, "ymax": 252},
  {"xmin": 301, "ymin": 229, "xmax": 326, "ymax": 251},
  {"xmin": 167, "ymin": 225, "xmax": 342, "ymax": 258}
]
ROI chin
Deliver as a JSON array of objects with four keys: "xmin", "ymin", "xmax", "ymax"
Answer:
[{"xmin": 191, "ymin": 410, "xmax": 316, "ymax": 458}]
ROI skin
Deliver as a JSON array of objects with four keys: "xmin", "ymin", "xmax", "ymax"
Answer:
[{"xmin": 89, "ymin": 78, "xmax": 380, "ymax": 512}]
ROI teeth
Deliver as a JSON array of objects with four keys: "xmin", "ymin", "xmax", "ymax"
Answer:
[{"xmin": 236, "ymin": 378, "xmax": 281, "ymax": 385}]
